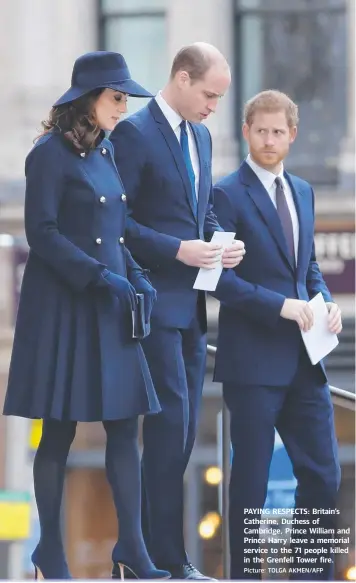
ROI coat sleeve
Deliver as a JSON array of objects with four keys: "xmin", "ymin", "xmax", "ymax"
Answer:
[
  {"xmin": 306, "ymin": 187, "xmax": 333, "ymax": 302},
  {"xmin": 204, "ymin": 182, "xmax": 224, "ymax": 240},
  {"xmin": 211, "ymin": 185, "xmax": 286, "ymax": 328},
  {"xmin": 24, "ymin": 137, "xmax": 106, "ymax": 292},
  {"xmin": 124, "ymin": 246, "xmax": 146, "ymax": 282},
  {"xmin": 110, "ymin": 120, "xmax": 181, "ymax": 267}
]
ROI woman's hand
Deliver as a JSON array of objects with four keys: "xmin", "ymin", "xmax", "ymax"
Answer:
[
  {"xmin": 98, "ymin": 269, "xmax": 137, "ymax": 312},
  {"xmin": 130, "ymin": 273, "xmax": 157, "ymax": 323}
]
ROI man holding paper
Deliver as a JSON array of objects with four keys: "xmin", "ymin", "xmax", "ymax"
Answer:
[
  {"xmin": 212, "ymin": 90, "xmax": 342, "ymax": 580},
  {"xmin": 110, "ymin": 43, "xmax": 244, "ymax": 579}
]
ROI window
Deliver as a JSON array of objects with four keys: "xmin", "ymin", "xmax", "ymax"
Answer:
[
  {"xmin": 99, "ymin": 0, "xmax": 168, "ymax": 115},
  {"xmin": 234, "ymin": 0, "xmax": 347, "ymax": 185}
]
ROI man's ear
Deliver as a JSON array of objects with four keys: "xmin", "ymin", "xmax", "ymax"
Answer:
[
  {"xmin": 242, "ymin": 122, "xmax": 250, "ymax": 142},
  {"xmin": 177, "ymin": 70, "xmax": 190, "ymax": 89},
  {"xmin": 289, "ymin": 126, "xmax": 297, "ymax": 143}
]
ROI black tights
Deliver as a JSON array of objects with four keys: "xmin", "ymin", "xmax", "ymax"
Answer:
[{"xmin": 33, "ymin": 418, "xmax": 152, "ymax": 575}]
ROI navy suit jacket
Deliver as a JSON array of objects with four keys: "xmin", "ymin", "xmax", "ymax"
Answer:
[
  {"xmin": 213, "ymin": 161, "xmax": 332, "ymax": 386},
  {"xmin": 110, "ymin": 99, "xmax": 222, "ymax": 328}
]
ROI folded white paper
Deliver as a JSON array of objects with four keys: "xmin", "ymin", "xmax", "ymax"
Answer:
[
  {"xmin": 193, "ymin": 231, "xmax": 236, "ymax": 292},
  {"xmin": 301, "ymin": 293, "xmax": 339, "ymax": 365}
]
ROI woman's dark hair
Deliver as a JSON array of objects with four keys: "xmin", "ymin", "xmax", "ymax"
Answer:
[{"xmin": 35, "ymin": 88, "xmax": 105, "ymax": 151}]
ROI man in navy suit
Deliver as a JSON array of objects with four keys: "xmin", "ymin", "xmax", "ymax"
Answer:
[
  {"xmin": 110, "ymin": 43, "xmax": 245, "ymax": 579},
  {"xmin": 213, "ymin": 90, "xmax": 343, "ymax": 580}
]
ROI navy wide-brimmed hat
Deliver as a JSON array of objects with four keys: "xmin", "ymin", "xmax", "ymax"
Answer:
[{"xmin": 53, "ymin": 51, "xmax": 153, "ymax": 107}]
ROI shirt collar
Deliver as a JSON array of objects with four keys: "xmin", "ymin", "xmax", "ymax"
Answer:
[
  {"xmin": 246, "ymin": 153, "xmax": 284, "ymax": 191},
  {"xmin": 155, "ymin": 90, "xmax": 183, "ymax": 133}
]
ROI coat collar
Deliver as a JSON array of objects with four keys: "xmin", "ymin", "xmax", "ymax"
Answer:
[
  {"xmin": 246, "ymin": 153, "xmax": 285, "ymax": 192},
  {"xmin": 149, "ymin": 98, "xmax": 205, "ymax": 223},
  {"xmin": 53, "ymin": 127, "xmax": 106, "ymax": 157},
  {"xmin": 155, "ymin": 91, "xmax": 183, "ymax": 132},
  {"xmin": 240, "ymin": 160, "xmax": 306, "ymax": 273}
]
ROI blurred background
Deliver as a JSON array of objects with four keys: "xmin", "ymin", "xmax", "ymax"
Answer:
[{"xmin": 0, "ymin": 0, "xmax": 355, "ymax": 580}]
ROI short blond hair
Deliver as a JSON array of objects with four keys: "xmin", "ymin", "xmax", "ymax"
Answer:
[{"xmin": 244, "ymin": 90, "xmax": 299, "ymax": 127}]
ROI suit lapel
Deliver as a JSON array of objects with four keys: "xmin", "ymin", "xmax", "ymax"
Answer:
[
  {"xmin": 148, "ymin": 99, "xmax": 197, "ymax": 221},
  {"xmin": 189, "ymin": 123, "xmax": 206, "ymax": 228},
  {"xmin": 284, "ymin": 172, "xmax": 309, "ymax": 276},
  {"xmin": 240, "ymin": 161, "xmax": 295, "ymax": 273}
]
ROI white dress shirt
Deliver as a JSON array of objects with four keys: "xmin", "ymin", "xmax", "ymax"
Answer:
[
  {"xmin": 155, "ymin": 91, "xmax": 200, "ymax": 198},
  {"xmin": 246, "ymin": 154, "xmax": 299, "ymax": 263}
]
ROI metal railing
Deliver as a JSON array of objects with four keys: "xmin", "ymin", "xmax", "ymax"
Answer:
[{"xmin": 207, "ymin": 344, "xmax": 356, "ymax": 578}]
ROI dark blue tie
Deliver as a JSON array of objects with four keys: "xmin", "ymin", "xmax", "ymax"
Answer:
[
  {"xmin": 180, "ymin": 120, "xmax": 197, "ymax": 216},
  {"xmin": 275, "ymin": 176, "xmax": 296, "ymax": 267}
]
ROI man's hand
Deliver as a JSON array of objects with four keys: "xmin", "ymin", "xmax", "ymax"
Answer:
[
  {"xmin": 326, "ymin": 302, "xmax": 342, "ymax": 334},
  {"xmin": 222, "ymin": 240, "xmax": 246, "ymax": 268},
  {"xmin": 280, "ymin": 298, "xmax": 314, "ymax": 332},
  {"xmin": 176, "ymin": 240, "xmax": 223, "ymax": 269}
]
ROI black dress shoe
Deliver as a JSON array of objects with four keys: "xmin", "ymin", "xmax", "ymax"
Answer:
[{"xmin": 157, "ymin": 563, "xmax": 216, "ymax": 580}]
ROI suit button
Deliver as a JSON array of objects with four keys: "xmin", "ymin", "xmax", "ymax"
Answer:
[
  {"xmin": 101, "ymin": 148, "xmax": 107, "ymax": 155},
  {"xmin": 119, "ymin": 237, "xmax": 124, "ymax": 244},
  {"xmin": 95, "ymin": 238, "xmax": 102, "ymax": 245},
  {"xmin": 121, "ymin": 194, "xmax": 127, "ymax": 202},
  {"xmin": 99, "ymin": 196, "xmax": 106, "ymax": 203}
]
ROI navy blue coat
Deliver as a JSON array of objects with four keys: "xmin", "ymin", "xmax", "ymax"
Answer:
[
  {"xmin": 110, "ymin": 99, "xmax": 222, "ymax": 329},
  {"xmin": 3, "ymin": 131, "xmax": 160, "ymax": 422},
  {"xmin": 212, "ymin": 161, "xmax": 332, "ymax": 386}
]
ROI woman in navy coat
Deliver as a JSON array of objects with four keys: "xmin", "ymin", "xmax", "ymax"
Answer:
[{"xmin": 3, "ymin": 51, "xmax": 170, "ymax": 581}]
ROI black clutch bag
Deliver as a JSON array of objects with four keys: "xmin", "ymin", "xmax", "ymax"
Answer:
[{"xmin": 132, "ymin": 293, "xmax": 150, "ymax": 339}]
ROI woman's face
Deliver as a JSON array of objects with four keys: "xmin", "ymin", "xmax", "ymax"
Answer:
[{"xmin": 93, "ymin": 88, "xmax": 128, "ymax": 131}]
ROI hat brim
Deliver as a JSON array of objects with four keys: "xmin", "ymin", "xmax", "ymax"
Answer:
[{"xmin": 53, "ymin": 79, "xmax": 153, "ymax": 107}]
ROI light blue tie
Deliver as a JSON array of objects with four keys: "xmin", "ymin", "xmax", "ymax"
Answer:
[{"xmin": 180, "ymin": 120, "xmax": 197, "ymax": 217}]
